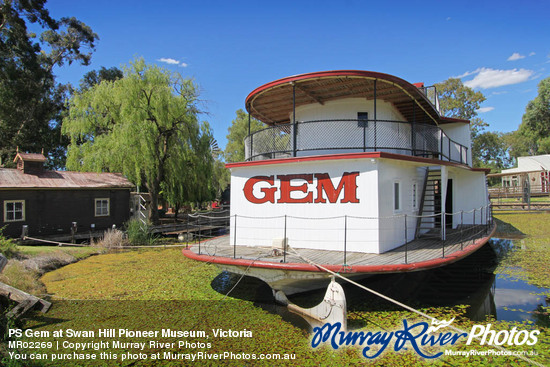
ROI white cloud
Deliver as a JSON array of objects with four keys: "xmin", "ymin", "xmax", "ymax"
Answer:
[
  {"xmin": 446, "ymin": 17, "xmax": 451, "ymax": 21},
  {"xmin": 529, "ymin": 52, "xmax": 536, "ymax": 57},
  {"xmin": 157, "ymin": 58, "xmax": 180, "ymax": 65},
  {"xmin": 179, "ymin": 62, "xmax": 188, "ymax": 68},
  {"xmin": 454, "ymin": 69, "xmax": 481, "ymax": 78},
  {"xmin": 477, "ymin": 107, "xmax": 495, "ymax": 113},
  {"xmin": 507, "ymin": 52, "xmax": 525, "ymax": 61},
  {"xmin": 462, "ymin": 68, "xmax": 534, "ymax": 89}
]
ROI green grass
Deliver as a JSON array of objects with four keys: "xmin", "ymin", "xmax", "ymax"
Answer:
[{"xmin": 17, "ymin": 246, "xmax": 99, "ymax": 260}]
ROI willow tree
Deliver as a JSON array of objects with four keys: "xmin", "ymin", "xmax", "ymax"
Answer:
[{"xmin": 62, "ymin": 59, "xmax": 213, "ymax": 223}]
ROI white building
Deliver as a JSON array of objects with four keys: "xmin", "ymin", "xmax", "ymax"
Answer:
[{"xmin": 500, "ymin": 155, "xmax": 550, "ymax": 192}]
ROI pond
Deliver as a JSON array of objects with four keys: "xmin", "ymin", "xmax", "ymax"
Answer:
[{"xmin": 211, "ymin": 239, "xmax": 550, "ymax": 330}]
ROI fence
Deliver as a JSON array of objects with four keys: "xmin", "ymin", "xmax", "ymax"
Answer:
[
  {"xmin": 189, "ymin": 204, "xmax": 493, "ymax": 265},
  {"xmin": 244, "ymin": 119, "xmax": 469, "ymax": 165}
]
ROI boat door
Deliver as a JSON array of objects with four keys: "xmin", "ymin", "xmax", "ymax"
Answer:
[{"xmin": 445, "ymin": 179, "xmax": 453, "ymax": 228}]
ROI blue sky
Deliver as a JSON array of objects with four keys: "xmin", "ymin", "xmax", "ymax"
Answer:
[{"xmin": 47, "ymin": 0, "xmax": 550, "ymax": 149}]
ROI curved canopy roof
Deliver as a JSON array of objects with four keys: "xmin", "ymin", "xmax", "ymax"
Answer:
[{"xmin": 245, "ymin": 70, "xmax": 450, "ymax": 126}]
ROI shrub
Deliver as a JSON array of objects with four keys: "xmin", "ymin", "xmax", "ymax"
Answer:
[
  {"xmin": 93, "ymin": 228, "xmax": 127, "ymax": 249},
  {"xmin": 125, "ymin": 219, "xmax": 157, "ymax": 246},
  {"xmin": 0, "ymin": 228, "xmax": 18, "ymax": 259},
  {"xmin": 0, "ymin": 261, "xmax": 46, "ymax": 296}
]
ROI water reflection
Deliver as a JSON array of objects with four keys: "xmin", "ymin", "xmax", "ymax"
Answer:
[{"xmin": 211, "ymin": 239, "xmax": 550, "ymax": 329}]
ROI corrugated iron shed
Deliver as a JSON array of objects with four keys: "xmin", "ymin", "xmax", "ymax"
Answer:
[{"xmin": 0, "ymin": 168, "xmax": 134, "ymax": 189}]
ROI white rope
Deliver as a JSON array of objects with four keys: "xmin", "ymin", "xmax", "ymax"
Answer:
[
  {"xmin": 288, "ymin": 246, "xmax": 545, "ymax": 367},
  {"xmin": 23, "ymin": 236, "xmax": 88, "ymax": 247},
  {"xmin": 22, "ymin": 236, "xmax": 189, "ymax": 249}
]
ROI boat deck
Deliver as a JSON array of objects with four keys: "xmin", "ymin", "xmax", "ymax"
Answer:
[{"xmin": 187, "ymin": 224, "xmax": 495, "ymax": 270}]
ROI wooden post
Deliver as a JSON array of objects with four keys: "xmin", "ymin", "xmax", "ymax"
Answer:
[
  {"xmin": 0, "ymin": 254, "xmax": 7, "ymax": 273},
  {"xmin": 0, "ymin": 282, "xmax": 52, "ymax": 319},
  {"xmin": 21, "ymin": 225, "xmax": 28, "ymax": 239}
]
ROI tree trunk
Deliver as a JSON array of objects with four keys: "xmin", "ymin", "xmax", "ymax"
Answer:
[{"xmin": 148, "ymin": 181, "xmax": 161, "ymax": 225}]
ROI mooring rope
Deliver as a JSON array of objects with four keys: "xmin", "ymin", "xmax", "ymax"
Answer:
[
  {"xmin": 22, "ymin": 236, "xmax": 190, "ymax": 249},
  {"xmin": 288, "ymin": 247, "xmax": 545, "ymax": 367}
]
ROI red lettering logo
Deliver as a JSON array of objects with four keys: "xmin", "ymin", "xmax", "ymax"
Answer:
[
  {"xmin": 243, "ymin": 172, "xmax": 359, "ymax": 204},
  {"xmin": 243, "ymin": 176, "xmax": 276, "ymax": 203}
]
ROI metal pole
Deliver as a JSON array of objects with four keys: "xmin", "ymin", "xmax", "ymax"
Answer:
[
  {"xmin": 374, "ymin": 80, "xmax": 377, "ymax": 150},
  {"xmin": 186, "ymin": 214, "xmax": 189, "ymax": 248},
  {"xmin": 363, "ymin": 120, "xmax": 366, "ymax": 152},
  {"xmin": 198, "ymin": 215, "xmax": 201, "ymax": 254},
  {"xmin": 439, "ymin": 129, "xmax": 443, "ymax": 160},
  {"xmin": 343, "ymin": 215, "xmax": 347, "ymax": 265},
  {"xmin": 460, "ymin": 210, "xmax": 464, "ymax": 250},
  {"xmin": 292, "ymin": 82, "xmax": 297, "ymax": 157},
  {"xmin": 412, "ymin": 101, "xmax": 416, "ymax": 156},
  {"xmin": 473, "ymin": 208, "xmax": 476, "ymax": 242},
  {"xmin": 233, "ymin": 214, "xmax": 237, "ymax": 259},
  {"xmin": 283, "ymin": 215, "xmax": 287, "ymax": 263},
  {"xmin": 404, "ymin": 214, "xmax": 408, "ymax": 264},
  {"xmin": 248, "ymin": 105, "xmax": 251, "ymax": 160}
]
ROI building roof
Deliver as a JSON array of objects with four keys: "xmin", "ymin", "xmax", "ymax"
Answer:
[
  {"xmin": 501, "ymin": 154, "xmax": 550, "ymax": 174},
  {"xmin": 0, "ymin": 168, "xmax": 134, "ymax": 189},
  {"xmin": 14, "ymin": 152, "xmax": 47, "ymax": 162},
  {"xmin": 245, "ymin": 70, "xmax": 459, "ymax": 126}
]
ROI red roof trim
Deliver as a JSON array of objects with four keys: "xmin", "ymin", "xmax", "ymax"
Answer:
[
  {"xmin": 440, "ymin": 116, "xmax": 470, "ymax": 124},
  {"xmin": 246, "ymin": 70, "xmax": 401, "ymax": 105},
  {"xmin": 182, "ymin": 225, "xmax": 495, "ymax": 274},
  {"xmin": 245, "ymin": 70, "xmax": 438, "ymax": 115},
  {"xmin": 226, "ymin": 151, "xmax": 477, "ymax": 172}
]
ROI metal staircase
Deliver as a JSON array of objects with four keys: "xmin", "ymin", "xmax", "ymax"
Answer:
[{"xmin": 415, "ymin": 167, "xmax": 442, "ymax": 238}]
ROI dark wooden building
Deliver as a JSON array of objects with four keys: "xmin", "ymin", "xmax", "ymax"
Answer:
[{"xmin": 0, "ymin": 152, "xmax": 134, "ymax": 238}]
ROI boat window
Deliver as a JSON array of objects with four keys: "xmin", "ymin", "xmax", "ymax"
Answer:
[
  {"xmin": 393, "ymin": 181, "xmax": 401, "ymax": 212},
  {"xmin": 357, "ymin": 112, "xmax": 368, "ymax": 128}
]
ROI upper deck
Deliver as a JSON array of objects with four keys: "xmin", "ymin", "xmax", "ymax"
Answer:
[{"xmin": 244, "ymin": 70, "xmax": 471, "ymax": 166}]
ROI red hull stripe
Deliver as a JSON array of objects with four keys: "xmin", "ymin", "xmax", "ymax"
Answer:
[{"xmin": 182, "ymin": 224, "xmax": 496, "ymax": 274}]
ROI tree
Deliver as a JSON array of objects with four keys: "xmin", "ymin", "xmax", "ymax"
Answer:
[
  {"xmin": 63, "ymin": 59, "xmax": 213, "ymax": 223},
  {"xmin": 79, "ymin": 66, "xmax": 123, "ymax": 91},
  {"xmin": 435, "ymin": 78, "xmax": 495, "ymax": 167},
  {"xmin": 436, "ymin": 78, "xmax": 486, "ymax": 120},
  {"xmin": 472, "ymin": 131, "xmax": 512, "ymax": 170},
  {"xmin": 508, "ymin": 77, "xmax": 550, "ymax": 157},
  {"xmin": 0, "ymin": 1, "xmax": 97, "ymax": 167},
  {"xmin": 224, "ymin": 109, "xmax": 264, "ymax": 163}
]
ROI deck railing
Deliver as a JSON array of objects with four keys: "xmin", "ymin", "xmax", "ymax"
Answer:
[
  {"xmin": 188, "ymin": 204, "xmax": 494, "ymax": 266},
  {"xmin": 244, "ymin": 119, "xmax": 469, "ymax": 165}
]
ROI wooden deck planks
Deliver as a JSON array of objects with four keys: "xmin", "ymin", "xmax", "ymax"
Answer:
[{"xmin": 191, "ymin": 225, "xmax": 492, "ymax": 268}]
